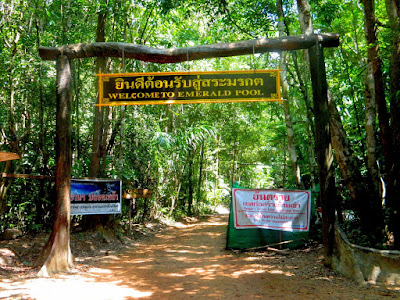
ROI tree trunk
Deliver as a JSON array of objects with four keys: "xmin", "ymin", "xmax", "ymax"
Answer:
[
  {"xmin": 364, "ymin": 61, "xmax": 381, "ymax": 202},
  {"xmin": 277, "ymin": 0, "xmax": 302, "ymax": 188},
  {"xmin": 297, "ymin": 0, "xmax": 313, "ymax": 35},
  {"xmin": 362, "ymin": 0, "xmax": 400, "ymax": 248},
  {"xmin": 385, "ymin": 0, "xmax": 400, "ymax": 248},
  {"xmin": 214, "ymin": 134, "xmax": 220, "ymax": 197},
  {"xmin": 187, "ymin": 148, "xmax": 194, "ymax": 215},
  {"xmin": 0, "ymin": 30, "xmax": 23, "ymax": 213},
  {"xmin": 36, "ymin": 20, "xmax": 50, "ymax": 226},
  {"xmin": 329, "ymin": 92, "xmax": 383, "ymax": 242},
  {"xmin": 282, "ymin": 138, "xmax": 287, "ymax": 187},
  {"xmin": 82, "ymin": 3, "xmax": 113, "ymax": 231},
  {"xmin": 362, "ymin": 0, "xmax": 392, "ymax": 170},
  {"xmin": 35, "ymin": 54, "xmax": 73, "ymax": 276},
  {"xmin": 89, "ymin": 5, "xmax": 108, "ymax": 178},
  {"xmin": 309, "ymin": 43, "xmax": 336, "ymax": 266},
  {"xmin": 169, "ymin": 180, "xmax": 181, "ymax": 217},
  {"xmin": 297, "ymin": 0, "xmax": 337, "ymax": 265},
  {"xmin": 99, "ymin": 106, "xmax": 113, "ymax": 175},
  {"xmin": 289, "ymin": 39, "xmax": 316, "ymax": 190},
  {"xmin": 0, "ymin": 162, "xmax": 15, "ymax": 214},
  {"xmin": 197, "ymin": 142, "xmax": 205, "ymax": 207}
]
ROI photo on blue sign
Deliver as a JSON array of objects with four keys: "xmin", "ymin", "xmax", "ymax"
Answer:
[{"xmin": 70, "ymin": 179, "xmax": 122, "ymax": 215}]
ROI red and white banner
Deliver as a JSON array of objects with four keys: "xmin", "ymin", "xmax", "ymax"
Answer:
[{"xmin": 232, "ymin": 188, "xmax": 311, "ymax": 231}]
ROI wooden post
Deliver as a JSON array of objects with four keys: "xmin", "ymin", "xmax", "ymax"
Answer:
[
  {"xmin": 35, "ymin": 54, "xmax": 74, "ymax": 275},
  {"xmin": 129, "ymin": 198, "xmax": 135, "ymax": 230},
  {"xmin": 308, "ymin": 42, "xmax": 336, "ymax": 266}
]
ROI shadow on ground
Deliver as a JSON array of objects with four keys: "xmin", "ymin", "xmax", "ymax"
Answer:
[{"xmin": 1, "ymin": 213, "xmax": 399, "ymax": 299}]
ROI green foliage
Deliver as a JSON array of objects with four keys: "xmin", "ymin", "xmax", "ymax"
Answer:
[
  {"xmin": 0, "ymin": 0, "xmax": 397, "ymax": 247},
  {"xmin": 341, "ymin": 216, "xmax": 387, "ymax": 249}
]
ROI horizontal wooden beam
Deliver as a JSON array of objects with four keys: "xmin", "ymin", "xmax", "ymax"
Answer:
[
  {"xmin": 0, "ymin": 152, "xmax": 20, "ymax": 162},
  {"xmin": 39, "ymin": 33, "xmax": 339, "ymax": 62},
  {"xmin": 1, "ymin": 173, "xmax": 54, "ymax": 180}
]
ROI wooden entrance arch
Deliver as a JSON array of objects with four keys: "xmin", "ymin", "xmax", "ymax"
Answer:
[{"xmin": 36, "ymin": 33, "xmax": 339, "ymax": 274}]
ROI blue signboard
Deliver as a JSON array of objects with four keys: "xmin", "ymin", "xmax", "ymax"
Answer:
[{"xmin": 70, "ymin": 179, "xmax": 122, "ymax": 215}]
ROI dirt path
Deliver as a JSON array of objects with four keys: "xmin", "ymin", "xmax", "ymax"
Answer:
[{"xmin": 1, "ymin": 213, "xmax": 399, "ymax": 299}]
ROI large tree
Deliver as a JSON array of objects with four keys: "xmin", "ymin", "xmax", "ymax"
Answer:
[
  {"xmin": 34, "ymin": 55, "xmax": 74, "ymax": 276},
  {"xmin": 297, "ymin": 0, "xmax": 337, "ymax": 264},
  {"xmin": 382, "ymin": 0, "xmax": 400, "ymax": 248},
  {"xmin": 277, "ymin": 0, "xmax": 303, "ymax": 189}
]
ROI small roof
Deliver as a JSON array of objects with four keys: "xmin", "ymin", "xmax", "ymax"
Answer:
[{"xmin": 0, "ymin": 152, "xmax": 20, "ymax": 162}]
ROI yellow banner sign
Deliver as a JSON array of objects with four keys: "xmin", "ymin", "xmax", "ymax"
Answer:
[{"xmin": 96, "ymin": 70, "xmax": 281, "ymax": 106}]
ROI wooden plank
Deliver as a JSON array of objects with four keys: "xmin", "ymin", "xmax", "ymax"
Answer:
[
  {"xmin": 1, "ymin": 173, "xmax": 54, "ymax": 180},
  {"xmin": 0, "ymin": 152, "xmax": 20, "ymax": 162}
]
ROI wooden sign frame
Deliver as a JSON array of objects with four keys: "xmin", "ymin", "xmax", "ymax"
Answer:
[{"xmin": 96, "ymin": 70, "xmax": 281, "ymax": 106}]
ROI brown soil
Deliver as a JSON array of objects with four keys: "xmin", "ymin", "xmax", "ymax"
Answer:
[{"xmin": 1, "ymin": 213, "xmax": 399, "ymax": 299}]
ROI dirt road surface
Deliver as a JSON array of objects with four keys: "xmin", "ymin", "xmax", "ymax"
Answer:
[{"xmin": 1, "ymin": 213, "xmax": 399, "ymax": 299}]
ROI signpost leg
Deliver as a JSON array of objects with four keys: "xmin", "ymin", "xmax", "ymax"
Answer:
[{"xmin": 129, "ymin": 198, "xmax": 132, "ymax": 230}]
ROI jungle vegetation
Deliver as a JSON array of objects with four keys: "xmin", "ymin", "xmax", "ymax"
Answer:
[{"xmin": 1, "ymin": 0, "xmax": 399, "ymax": 261}]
